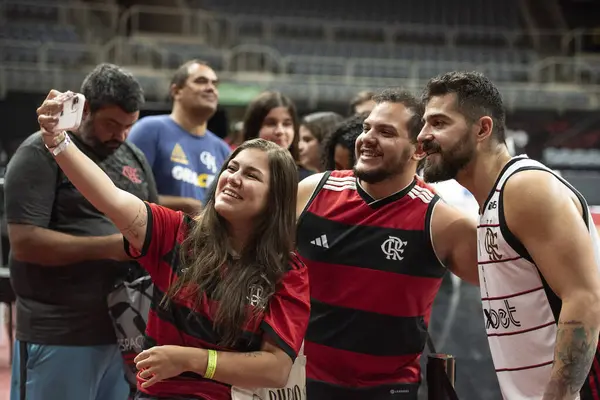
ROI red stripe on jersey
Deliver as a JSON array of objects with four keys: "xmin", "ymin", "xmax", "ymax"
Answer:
[
  {"xmin": 137, "ymin": 373, "xmax": 230, "ymax": 400},
  {"xmin": 305, "ymin": 341, "xmax": 421, "ymax": 386},
  {"xmin": 146, "ymin": 308, "xmax": 224, "ymax": 350},
  {"xmin": 308, "ymin": 259, "xmax": 442, "ymax": 317},
  {"xmin": 129, "ymin": 203, "xmax": 310, "ymax": 398},
  {"xmin": 310, "ymin": 173, "xmax": 430, "ymax": 230}
]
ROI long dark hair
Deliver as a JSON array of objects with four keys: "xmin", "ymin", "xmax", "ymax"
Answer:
[
  {"xmin": 242, "ymin": 91, "xmax": 300, "ymax": 162},
  {"xmin": 165, "ymin": 139, "xmax": 299, "ymax": 346}
]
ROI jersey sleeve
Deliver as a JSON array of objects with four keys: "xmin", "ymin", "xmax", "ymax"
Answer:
[
  {"xmin": 260, "ymin": 253, "xmax": 310, "ymax": 361},
  {"xmin": 124, "ymin": 202, "xmax": 185, "ymax": 285}
]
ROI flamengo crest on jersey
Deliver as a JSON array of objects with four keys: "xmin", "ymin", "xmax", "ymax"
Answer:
[{"xmin": 478, "ymin": 156, "xmax": 600, "ymax": 400}]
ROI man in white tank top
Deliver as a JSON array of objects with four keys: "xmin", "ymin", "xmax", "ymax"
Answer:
[{"xmin": 417, "ymin": 71, "xmax": 600, "ymax": 400}]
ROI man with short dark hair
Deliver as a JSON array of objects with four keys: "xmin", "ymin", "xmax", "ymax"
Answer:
[
  {"xmin": 5, "ymin": 63, "xmax": 158, "ymax": 400},
  {"xmin": 419, "ymin": 71, "xmax": 600, "ymax": 399},
  {"xmin": 296, "ymin": 88, "xmax": 479, "ymax": 399},
  {"xmin": 349, "ymin": 90, "xmax": 376, "ymax": 115},
  {"xmin": 128, "ymin": 59, "xmax": 231, "ymax": 213}
]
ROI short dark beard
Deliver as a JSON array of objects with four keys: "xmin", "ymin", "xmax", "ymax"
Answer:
[
  {"xmin": 353, "ymin": 146, "xmax": 412, "ymax": 184},
  {"xmin": 354, "ymin": 166, "xmax": 396, "ymax": 184},
  {"xmin": 78, "ymin": 117, "xmax": 121, "ymax": 157},
  {"xmin": 422, "ymin": 136, "xmax": 474, "ymax": 183}
]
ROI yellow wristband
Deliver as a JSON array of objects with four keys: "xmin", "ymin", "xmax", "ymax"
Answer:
[{"xmin": 204, "ymin": 350, "xmax": 218, "ymax": 380}]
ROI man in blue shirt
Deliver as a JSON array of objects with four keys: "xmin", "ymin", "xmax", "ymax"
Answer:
[{"xmin": 128, "ymin": 60, "xmax": 231, "ymax": 214}]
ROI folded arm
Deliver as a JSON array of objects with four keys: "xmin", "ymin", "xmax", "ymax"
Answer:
[
  {"xmin": 192, "ymin": 338, "xmax": 293, "ymax": 388},
  {"xmin": 136, "ymin": 337, "xmax": 295, "ymax": 389},
  {"xmin": 4, "ymin": 132, "xmax": 129, "ymax": 265},
  {"xmin": 503, "ymin": 170, "xmax": 600, "ymax": 400},
  {"xmin": 9, "ymin": 224, "xmax": 127, "ymax": 266}
]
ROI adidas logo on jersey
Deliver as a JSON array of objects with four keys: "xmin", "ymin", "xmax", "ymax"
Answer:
[
  {"xmin": 170, "ymin": 143, "xmax": 189, "ymax": 165},
  {"xmin": 311, "ymin": 234, "xmax": 329, "ymax": 248}
]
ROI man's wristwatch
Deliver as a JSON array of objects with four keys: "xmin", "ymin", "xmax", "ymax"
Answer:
[{"xmin": 45, "ymin": 132, "xmax": 71, "ymax": 156}]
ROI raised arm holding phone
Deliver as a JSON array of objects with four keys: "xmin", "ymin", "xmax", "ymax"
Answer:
[{"xmin": 37, "ymin": 89, "xmax": 310, "ymax": 400}]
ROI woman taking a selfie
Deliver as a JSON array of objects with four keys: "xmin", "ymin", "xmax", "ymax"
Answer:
[{"xmin": 36, "ymin": 90, "xmax": 310, "ymax": 400}]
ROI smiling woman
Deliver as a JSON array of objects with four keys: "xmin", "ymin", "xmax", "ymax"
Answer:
[
  {"xmin": 35, "ymin": 89, "xmax": 310, "ymax": 400},
  {"xmin": 298, "ymin": 111, "xmax": 343, "ymax": 173},
  {"xmin": 242, "ymin": 91, "xmax": 314, "ymax": 181}
]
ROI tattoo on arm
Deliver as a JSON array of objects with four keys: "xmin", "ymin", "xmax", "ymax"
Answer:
[
  {"xmin": 244, "ymin": 352, "xmax": 261, "ymax": 358},
  {"xmin": 121, "ymin": 204, "xmax": 148, "ymax": 239},
  {"xmin": 543, "ymin": 320, "xmax": 598, "ymax": 399}
]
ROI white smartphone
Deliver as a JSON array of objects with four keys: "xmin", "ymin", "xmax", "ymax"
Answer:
[{"xmin": 55, "ymin": 93, "xmax": 85, "ymax": 132}]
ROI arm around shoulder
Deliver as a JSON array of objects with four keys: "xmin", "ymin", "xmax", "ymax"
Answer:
[
  {"xmin": 296, "ymin": 172, "xmax": 325, "ymax": 219},
  {"xmin": 431, "ymin": 200, "xmax": 479, "ymax": 285}
]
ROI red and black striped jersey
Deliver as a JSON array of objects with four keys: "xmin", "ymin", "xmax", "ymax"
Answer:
[
  {"xmin": 296, "ymin": 170, "xmax": 445, "ymax": 399},
  {"xmin": 125, "ymin": 203, "xmax": 310, "ymax": 400}
]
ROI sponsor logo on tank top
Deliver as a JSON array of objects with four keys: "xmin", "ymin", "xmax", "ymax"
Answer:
[{"xmin": 484, "ymin": 300, "xmax": 521, "ymax": 330}]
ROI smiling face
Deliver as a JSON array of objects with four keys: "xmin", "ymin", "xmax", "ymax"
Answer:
[
  {"xmin": 172, "ymin": 63, "xmax": 219, "ymax": 117},
  {"xmin": 419, "ymin": 93, "xmax": 477, "ymax": 183},
  {"xmin": 214, "ymin": 148, "xmax": 270, "ymax": 223},
  {"xmin": 258, "ymin": 106, "xmax": 295, "ymax": 150},
  {"xmin": 353, "ymin": 102, "xmax": 416, "ymax": 184}
]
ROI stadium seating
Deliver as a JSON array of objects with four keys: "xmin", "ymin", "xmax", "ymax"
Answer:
[
  {"xmin": 135, "ymin": 0, "xmax": 536, "ymax": 83},
  {"xmin": 189, "ymin": 0, "xmax": 522, "ymax": 29},
  {"xmin": 0, "ymin": 0, "xmax": 88, "ymax": 66},
  {"xmin": 0, "ymin": 0, "xmax": 596, "ymax": 112}
]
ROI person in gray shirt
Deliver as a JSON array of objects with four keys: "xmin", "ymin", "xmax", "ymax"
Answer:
[{"xmin": 5, "ymin": 63, "xmax": 158, "ymax": 400}]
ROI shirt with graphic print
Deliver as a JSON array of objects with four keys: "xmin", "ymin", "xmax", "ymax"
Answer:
[
  {"xmin": 5, "ymin": 132, "xmax": 159, "ymax": 345},
  {"xmin": 128, "ymin": 115, "xmax": 231, "ymax": 204}
]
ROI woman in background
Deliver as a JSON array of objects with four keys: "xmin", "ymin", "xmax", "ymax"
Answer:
[
  {"xmin": 242, "ymin": 91, "xmax": 313, "ymax": 181},
  {"xmin": 37, "ymin": 90, "xmax": 310, "ymax": 400},
  {"xmin": 298, "ymin": 112, "xmax": 343, "ymax": 173}
]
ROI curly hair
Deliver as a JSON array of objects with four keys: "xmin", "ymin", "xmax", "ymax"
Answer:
[{"xmin": 322, "ymin": 112, "xmax": 368, "ymax": 170}]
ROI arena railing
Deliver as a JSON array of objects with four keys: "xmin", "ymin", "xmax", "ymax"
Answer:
[
  {"xmin": 1, "ymin": 36, "xmax": 599, "ymax": 101},
  {"xmin": 0, "ymin": 0, "xmax": 119, "ymax": 44},
  {"xmin": 98, "ymin": 36, "xmax": 600, "ymax": 87},
  {"xmin": 1, "ymin": 1, "xmax": 596, "ymax": 56},
  {"xmin": 0, "ymin": 39, "xmax": 104, "ymax": 69},
  {"xmin": 1, "ymin": 61, "xmax": 599, "ymax": 113},
  {"xmin": 115, "ymin": 4, "xmax": 592, "ymax": 56}
]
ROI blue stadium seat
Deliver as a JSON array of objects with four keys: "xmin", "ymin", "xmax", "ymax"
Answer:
[{"xmin": 194, "ymin": 0, "xmax": 522, "ymax": 28}]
